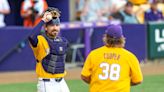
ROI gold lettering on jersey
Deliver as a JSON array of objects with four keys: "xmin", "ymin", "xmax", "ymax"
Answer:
[{"xmin": 104, "ymin": 53, "xmax": 120, "ymax": 60}]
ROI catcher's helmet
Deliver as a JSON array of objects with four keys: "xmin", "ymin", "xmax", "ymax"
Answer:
[{"xmin": 45, "ymin": 7, "xmax": 61, "ymax": 19}]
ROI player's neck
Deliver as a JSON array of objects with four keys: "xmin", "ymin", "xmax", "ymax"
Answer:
[{"xmin": 105, "ymin": 44, "xmax": 124, "ymax": 48}]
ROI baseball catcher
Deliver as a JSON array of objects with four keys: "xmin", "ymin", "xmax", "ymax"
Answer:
[{"xmin": 28, "ymin": 7, "xmax": 70, "ymax": 92}]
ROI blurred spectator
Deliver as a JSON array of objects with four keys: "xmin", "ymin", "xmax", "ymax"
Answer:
[
  {"xmin": 21, "ymin": 0, "xmax": 48, "ymax": 27},
  {"xmin": 79, "ymin": 0, "xmax": 100, "ymax": 22},
  {"xmin": 131, "ymin": 4, "xmax": 149, "ymax": 24},
  {"xmin": 0, "ymin": 0, "xmax": 10, "ymax": 27},
  {"xmin": 79, "ymin": 0, "xmax": 111, "ymax": 22},
  {"xmin": 76, "ymin": 0, "xmax": 126, "ymax": 22},
  {"xmin": 98, "ymin": 0, "xmax": 111, "ymax": 21},
  {"xmin": 109, "ymin": 10, "xmax": 123, "ymax": 24},
  {"xmin": 157, "ymin": 0, "xmax": 164, "ymax": 17},
  {"xmin": 110, "ymin": 0, "xmax": 127, "ymax": 10},
  {"xmin": 75, "ymin": 0, "xmax": 85, "ymax": 21},
  {"xmin": 129, "ymin": 0, "xmax": 147, "ymax": 5},
  {"xmin": 109, "ymin": 1, "xmax": 139, "ymax": 24},
  {"xmin": 144, "ymin": 0, "xmax": 163, "ymax": 22}
]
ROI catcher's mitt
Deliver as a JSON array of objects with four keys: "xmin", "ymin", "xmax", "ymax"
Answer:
[{"xmin": 43, "ymin": 7, "xmax": 61, "ymax": 19}]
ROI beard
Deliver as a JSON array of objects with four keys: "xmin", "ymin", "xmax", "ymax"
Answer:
[{"xmin": 46, "ymin": 29, "xmax": 59, "ymax": 39}]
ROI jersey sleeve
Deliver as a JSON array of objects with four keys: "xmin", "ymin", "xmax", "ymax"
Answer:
[
  {"xmin": 81, "ymin": 52, "xmax": 93, "ymax": 77},
  {"xmin": 30, "ymin": 36, "xmax": 41, "ymax": 57},
  {"xmin": 30, "ymin": 35, "xmax": 49, "ymax": 61},
  {"xmin": 129, "ymin": 54, "xmax": 143, "ymax": 83}
]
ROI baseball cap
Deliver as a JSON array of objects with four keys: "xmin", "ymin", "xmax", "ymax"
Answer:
[
  {"xmin": 46, "ymin": 17, "xmax": 60, "ymax": 25},
  {"xmin": 105, "ymin": 24, "xmax": 124, "ymax": 38}
]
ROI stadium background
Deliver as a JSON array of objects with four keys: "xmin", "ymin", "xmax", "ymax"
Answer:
[{"xmin": 0, "ymin": 0, "xmax": 164, "ymax": 92}]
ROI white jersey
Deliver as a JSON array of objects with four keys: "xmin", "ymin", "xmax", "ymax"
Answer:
[{"xmin": 0, "ymin": 0, "xmax": 10, "ymax": 27}]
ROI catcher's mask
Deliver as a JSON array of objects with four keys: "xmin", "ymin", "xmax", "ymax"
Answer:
[{"xmin": 46, "ymin": 17, "xmax": 60, "ymax": 26}]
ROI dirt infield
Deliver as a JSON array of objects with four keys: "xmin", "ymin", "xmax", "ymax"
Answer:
[
  {"xmin": 0, "ymin": 62, "xmax": 164, "ymax": 84},
  {"xmin": 0, "ymin": 68, "xmax": 82, "ymax": 84}
]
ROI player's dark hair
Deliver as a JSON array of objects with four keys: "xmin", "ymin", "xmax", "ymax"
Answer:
[{"xmin": 103, "ymin": 34, "xmax": 125, "ymax": 47}]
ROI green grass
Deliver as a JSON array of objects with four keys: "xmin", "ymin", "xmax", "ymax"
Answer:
[
  {"xmin": 131, "ymin": 74, "xmax": 164, "ymax": 92},
  {"xmin": 0, "ymin": 74, "xmax": 164, "ymax": 92},
  {"xmin": 0, "ymin": 83, "xmax": 36, "ymax": 92}
]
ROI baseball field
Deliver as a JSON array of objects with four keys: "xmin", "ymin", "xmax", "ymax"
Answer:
[{"xmin": 0, "ymin": 61, "xmax": 164, "ymax": 92}]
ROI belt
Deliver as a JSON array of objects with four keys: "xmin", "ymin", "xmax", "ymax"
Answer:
[{"xmin": 39, "ymin": 78, "xmax": 63, "ymax": 82}]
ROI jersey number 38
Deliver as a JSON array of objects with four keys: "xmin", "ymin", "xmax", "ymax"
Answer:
[{"xmin": 99, "ymin": 62, "xmax": 120, "ymax": 80}]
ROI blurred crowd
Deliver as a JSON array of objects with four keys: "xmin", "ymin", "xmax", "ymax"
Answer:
[
  {"xmin": 1, "ymin": 0, "xmax": 164, "ymax": 28},
  {"xmin": 0, "ymin": 0, "xmax": 10, "ymax": 27},
  {"xmin": 0, "ymin": 0, "xmax": 48, "ymax": 28},
  {"xmin": 20, "ymin": 0, "xmax": 48, "ymax": 27},
  {"xmin": 75, "ymin": 0, "xmax": 164, "ymax": 23}
]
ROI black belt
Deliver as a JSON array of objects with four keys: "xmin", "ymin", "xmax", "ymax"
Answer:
[{"xmin": 42, "ymin": 78, "xmax": 63, "ymax": 82}]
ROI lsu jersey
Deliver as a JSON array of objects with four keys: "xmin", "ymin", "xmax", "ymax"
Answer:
[
  {"xmin": 81, "ymin": 46, "xmax": 143, "ymax": 92},
  {"xmin": 30, "ymin": 35, "xmax": 66, "ymax": 78}
]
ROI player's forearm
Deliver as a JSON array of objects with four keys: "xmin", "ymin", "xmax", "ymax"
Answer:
[
  {"xmin": 28, "ymin": 20, "xmax": 45, "ymax": 47},
  {"xmin": 131, "ymin": 81, "xmax": 142, "ymax": 86},
  {"xmin": 0, "ymin": 10, "xmax": 10, "ymax": 14},
  {"xmin": 81, "ymin": 75, "xmax": 91, "ymax": 84}
]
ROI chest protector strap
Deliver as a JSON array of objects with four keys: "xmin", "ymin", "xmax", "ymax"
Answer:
[{"xmin": 42, "ymin": 34, "xmax": 68, "ymax": 74}]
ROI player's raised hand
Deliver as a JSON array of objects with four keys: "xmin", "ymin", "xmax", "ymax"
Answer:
[{"xmin": 42, "ymin": 11, "xmax": 52, "ymax": 23}]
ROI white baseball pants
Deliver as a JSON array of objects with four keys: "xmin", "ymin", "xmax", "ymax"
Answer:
[{"xmin": 37, "ymin": 78, "xmax": 70, "ymax": 92}]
